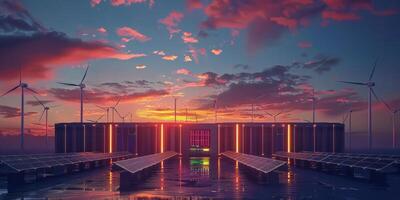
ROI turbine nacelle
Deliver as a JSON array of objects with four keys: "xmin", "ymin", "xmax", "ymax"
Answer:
[
  {"xmin": 367, "ymin": 82, "xmax": 375, "ymax": 87},
  {"xmin": 80, "ymin": 84, "xmax": 86, "ymax": 89},
  {"xmin": 21, "ymin": 83, "xmax": 28, "ymax": 88}
]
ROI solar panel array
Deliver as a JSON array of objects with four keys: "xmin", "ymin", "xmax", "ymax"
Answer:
[
  {"xmin": 274, "ymin": 151, "xmax": 397, "ymax": 171},
  {"xmin": 0, "ymin": 152, "xmax": 132, "ymax": 173},
  {"xmin": 114, "ymin": 151, "xmax": 177, "ymax": 174},
  {"xmin": 222, "ymin": 151, "xmax": 286, "ymax": 174}
]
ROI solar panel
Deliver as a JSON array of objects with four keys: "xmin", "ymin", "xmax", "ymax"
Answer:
[
  {"xmin": 114, "ymin": 151, "xmax": 177, "ymax": 174},
  {"xmin": 222, "ymin": 151, "xmax": 286, "ymax": 174},
  {"xmin": 0, "ymin": 152, "xmax": 133, "ymax": 172},
  {"xmin": 273, "ymin": 151, "xmax": 397, "ymax": 172}
]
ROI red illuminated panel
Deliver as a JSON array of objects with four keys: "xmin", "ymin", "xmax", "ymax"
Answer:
[{"xmin": 190, "ymin": 129, "xmax": 210, "ymax": 148}]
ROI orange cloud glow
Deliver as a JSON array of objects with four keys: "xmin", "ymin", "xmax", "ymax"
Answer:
[
  {"xmin": 182, "ymin": 32, "xmax": 198, "ymax": 43},
  {"xmin": 162, "ymin": 55, "xmax": 178, "ymax": 61},
  {"xmin": 211, "ymin": 49, "xmax": 222, "ymax": 55}
]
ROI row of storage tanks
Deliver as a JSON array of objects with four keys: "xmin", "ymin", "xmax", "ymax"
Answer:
[{"xmin": 55, "ymin": 122, "xmax": 345, "ymax": 157}]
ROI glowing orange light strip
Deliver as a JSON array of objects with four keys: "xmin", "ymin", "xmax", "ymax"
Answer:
[
  {"xmin": 287, "ymin": 124, "xmax": 291, "ymax": 153},
  {"xmin": 109, "ymin": 124, "xmax": 112, "ymax": 153},
  {"xmin": 161, "ymin": 124, "xmax": 164, "ymax": 153},
  {"xmin": 235, "ymin": 124, "xmax": 239, "ymax": 153}
]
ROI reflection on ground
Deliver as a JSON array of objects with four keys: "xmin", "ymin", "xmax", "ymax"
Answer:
[{"xmin": 1, "ymin": 156, "xmax": 400, "ymax": 199}]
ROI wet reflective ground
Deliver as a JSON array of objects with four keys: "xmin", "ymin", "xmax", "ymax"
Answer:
[{"xmin": 1, "ymin": 157, "xmax": 400, "ymax": 199}]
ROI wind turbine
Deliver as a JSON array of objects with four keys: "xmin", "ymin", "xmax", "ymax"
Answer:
[
  {"xmin": 32, "ymin": 95, "xmax": 57, "ymax": 146},
  {"xmin": 96, "ymin": 105, "xmax": 110, "ymax": 122},
  {"xmin": 338, "ymin": 58, "xmax": 378, "ymax": 150},
  {"xmin": 310, "ymin": 89, "xmax": 317, "ymax": 124},
  {"xmin": 265, "ymin": 110, "xmax": 290, "ymax": 122},
  {"xmin": 110, "ymin": 98, "xmax": 121, "ymax": 123},
  {"xmin": 0, "ymin": 72, "xmax": 39, "ymax": 151},
  {"xmin": 251, "ymin": 94, "xmax": 267, "ymax": 122},
  {"xmin": 88, "ymin": 114, "xmax": 105, "ymax": 123},
  {"xmin": 371, "ymin": 92, "xmax": 400, "ymax": 149},
  {"xmin": 57, "ymin": 65, "xmax": 89, "ymax": 123},
  {"xmin": 342, "ymin": 110, "xmax": 353, "ymax": 152}
]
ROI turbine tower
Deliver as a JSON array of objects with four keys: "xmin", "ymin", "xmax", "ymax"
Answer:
[
  {"xmin": 338, "ymin": 58, "xmax": 378, "ymax": 150},
  {"xmin": 343, "ymin": 110, "xmax": 353, "ymax": 152},
  {"xmin": 311, "ymin": 89, "xmax": 316, "ymax": 124},
  {"xmin": 33, "ymin": 95, "xmax": 57, "ymax": 146},
  {"xmin": 110, "ymin": 98, "xmax": 121, "ymax": 123},
  {"xmin": 96, "ymin": 105, "xmax": 110, "ymax": 122},
  {"xmin": 1, "ymin": 73, "xmax": 39, "ymax": 151},
  {"xmin": 57, "ymin": 65, "xmax": 89, "ymax": 123},
  {"xmin": 371, "ymin": 92, "xmax": 400, "ymax": 149}
]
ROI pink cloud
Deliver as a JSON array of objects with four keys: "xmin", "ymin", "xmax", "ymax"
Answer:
[
  {"xmin": 211, "ymin": 49, "xmax": 222, "ymax": 55},
  {"xmin": 110, "ymin": 0, "xmax": 153, "ymax": 7},
  {"xmin": 0, "ymin": 32, "xmax": 146, "ymax": 81},
  {"xmin": 90, "ymin": 0, "xmax": 102, "ymax": 7},
  {"xmin": 176, "ymin": 68, "xmax": 192, "ymax": 75},
  {"xmin": 97, "ymin": 27, "xmax": 107, "ymax": 33},
  {"xmin": 159, "ymin": 11, "xmax": 184, "ymax": 39},
  {"xmin": 187, "ymin": 0, "xmax": 203, "ymax": 10},
  {"xmin": 270, "ymin": 17, "xmax": 298, "ymax": 29},
  {"xmin": 322, "ymin": 10, "xmax": 360, "ymax": 21},
  {"xmin": 298, "ymin": 41, "xmax": 312, "ymax": 48},
  {"xmin": 198, "ymin": 48, "xmax": 206, "ymax": 56},
  {"xmin": 182, "ymin": 32, "xmax": 198, "ymax": 43},
  {"xmin": 153, "ymin": 50, "xmax": 166, "ymax": 56},
  {"xmin": 184, "ymin": 55, "xmax": 192, "ymax": 62},
  {"xmin": 162, "ymin": 55, "xmax": 178, "ymax": 61},
  {"xmin": 116, "ymin": 26, "xmax": 151, "ymax": 42}
]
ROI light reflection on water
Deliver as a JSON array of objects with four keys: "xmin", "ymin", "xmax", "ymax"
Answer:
[{"xmin": 2, "ymin": 156, "xmax": 400, "ymax": 199}]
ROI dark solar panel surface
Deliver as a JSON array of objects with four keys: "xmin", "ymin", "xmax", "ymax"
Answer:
[
  {"xmin": 274, "ymin": 151, "xmax": 397, "ymax": 171},
  {"xmin": 222, "ymin": 151, "xmax": 286, "ymax": 174},
  {"xmin": 0, "ymin": 152, "xmax": 132, "ymax": 172},
  {"xmin": 114, "ymin": 151, "xmax": 177, "ymax": 174}
]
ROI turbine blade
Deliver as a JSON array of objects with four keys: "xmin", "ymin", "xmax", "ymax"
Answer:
[
  {"xmin": 57, "ymin": 82, "xmax": 79, "ymax": 87},
  {"xmin": 114, "ymin": 97, "xmax": 121, "ymax": 107},
  {"xmin": 32, "ymin": 95, "xmax": 45, "ymax": 107},
  {"xmin": 81, "ymin": 65, "xmax": 89, "ymax": 84},
  {"xmin": 39, "ymin": 109, "xmax": 45, "ymax": 121},
  {"xmin": 369, "ymin": 58, "xmax": 379, "ymax": 81},
  {"xmin": 343, "ymin": 112, "xmax": 349, "ymax": 123},
  {"xmin": 371, "ymin": 88, "xmax": 392, "ymax": 112},
  {"xmin": 19, "ymin": 67, "xmax": 22, "ymax": 84},
  {"xmin": 96, "ymin": 105, "xmax": 106, "ymax": 110},
  {"xmin": 337, "ymin": 81, "xmax": 367, "ymax": 86},
  {"xmin": 265, "ymin": 112, "xmax": 273, "ymax": 117},
  {"xmin": 114, "ymin": 109, "xmax": 122, "ymax": 119},
  {"xmin": 26, "ymin": 87, "xmax": 39, "ymax": 95},
  {"xmin": 1, "ymin": 85, "xmax": 20, "ymax": 97},
  {"xmin": 49, "ymin": 105, "xmax": 60, "ymax": 108},
  {"xmin": 96, "ymin": 114, "xmax": 105, "ymax": 122}
]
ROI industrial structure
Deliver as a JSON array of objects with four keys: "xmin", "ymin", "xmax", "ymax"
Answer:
[{"xmin": 54, "ymin": 122, "xmax": 345, "ymax": 157}]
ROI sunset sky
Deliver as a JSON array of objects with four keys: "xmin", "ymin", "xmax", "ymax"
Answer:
[{"xmin": 1, "ymin": 0, "xmax": 400, "ymax": 148}]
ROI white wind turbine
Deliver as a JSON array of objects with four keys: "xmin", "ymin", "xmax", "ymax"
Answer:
[
  {"xmin": 96, "ymin": 105, "xmax": 110, "ymax": 122},
  {"xmin": 57, "ymin": 65, "xmax": 89, "ymax": 123},
  {"xmin": 310, "ymin": 88, "xmax": 317, "ymax": 124},
  {"xmin": 110, "ymin": 98, "xmax": 121, "ymax": 123},
  {"xmin": 371, "ymin": 92, "xmax": 400, "ymax": 149},
  {"xmin": 0, "ymin": 72, "xmax": 39, "ymax": 151},
  {"xmin": 88, "ymin": 114, "xmax": 105, "ymax": 123},
  {"xmin": 265, "ymin": 111, "xmax": 286, "ymax": 122},
  {"xmin": 338, "ymin": 59, "xmax": 378, "ymax": 150},
  {"xmin": 342, "ymin": 109, "xmax": 353, "ymax": 152},
  {"xmin": 32, "ymin": 95, "xmax": 58, "ymax": 146}
]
